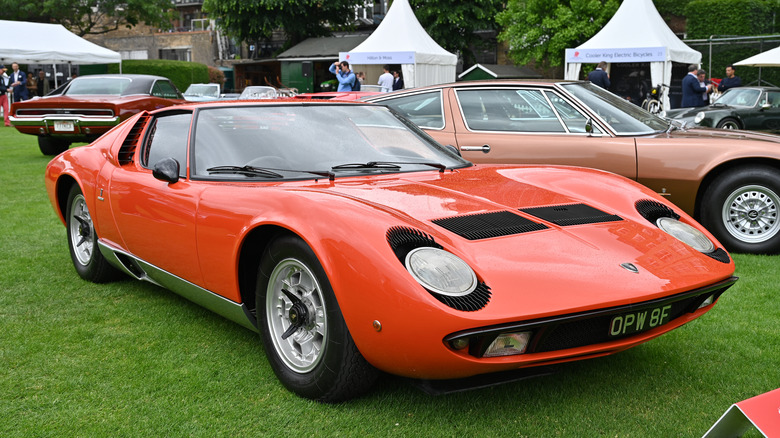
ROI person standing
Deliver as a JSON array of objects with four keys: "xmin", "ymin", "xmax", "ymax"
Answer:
[
  {"xmin": 391, "ymin": 70, "xmax": 404, "ymax": 91},
  {"xmin": 9, "ymin": 62, "xmax": 29, "ymax": 103},
  {"xmin": 587, "ymin": 61, "xmax": 611, "ymax": 89},
  {"xmin": 378, "ymin": 65, "xmax": 393, "ymax": 92},
  {"xmin": 328, "ymin": 61, "xmax": 356, "ymax": 92},
  {"xmin": 718, "ymin": 65, "xmax": 742, "ymax": 92},
  {"xmin": 37, "ymin": 70, "xmax": 51, "ymax": 97},
  {"xmin": 0, "ymin": 65, "xmax": 10, "ymax": 126},
  {"xmin": 697, "ymin": 69, "xmax": 713, "ymax": 106},
  {"xmin": 681, "ymin": 64, "xmax": 710, "ymax": 108}
]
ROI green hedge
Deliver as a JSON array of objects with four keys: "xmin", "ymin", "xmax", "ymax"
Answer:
[
  {"xmin": 685, "ymin": 0, "xmax": 775, "ymax": 38},
  {"xmin": 654, "ymin": 0, "xmax": 692, "ymax": 17},
  {"xmin": 108, "ymin": 59, "xmax": 210, "ymax": 93}
]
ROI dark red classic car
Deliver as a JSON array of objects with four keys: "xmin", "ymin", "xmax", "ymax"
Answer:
[{"xmin": 9, "ymin": 74, "xmax": 184, "ymax": 155}]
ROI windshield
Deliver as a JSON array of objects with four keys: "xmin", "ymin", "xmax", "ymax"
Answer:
[
  {"xmin": 192, "ymin": 104, "xmax": 469, "ymax": 179},
  {"xmin": 239, "ymin": 86, "xmax": 278, "ymax": 99},
  {"xmin": 185, "ymin": 84, "xmax": 220, "ymax": 97},
  {"xmin": 714, "ymin": 88, "xmax": 761, "ymax": 107},
  {"xmin": 65, "ymin": 78, "xmax": 131, "ymax": 96},
  {"xmin": 561, "ymin": 82, "xmax": 669, "ymax": 135}
]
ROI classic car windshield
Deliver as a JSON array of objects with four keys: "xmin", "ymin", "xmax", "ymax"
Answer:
[
  {"xmin": 239, "ymin": 86, "xmax": 278, "ymax": 99},
  {"xmin": 561, "ymin": 82, "xmax": 669, "ymax": 135},
  {"xmin": 714, "ymin": 88, "xmax": 761, "ymax": 107},
  {"xmin": 192, "ymin": 104, "xmax": 469, "ymax": 179},
  {"xmin": 65, "ymin": 77, "xmax": 131, "ymax": 96},
  {"xmin": 185, "ymin": 84, "xmax": 220, "ymax": 98}
]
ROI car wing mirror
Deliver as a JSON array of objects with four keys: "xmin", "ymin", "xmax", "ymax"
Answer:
[
  {"xmin": 585, "ymin": 118, "xmax": 593, "ymax": 136},
  {"xmin": 761, "ymin": 102, "xmax": 771, "ymax": 110},
  {"xmin": 152, "ymin": 157, "xmax": 180, "ymax": 184}
]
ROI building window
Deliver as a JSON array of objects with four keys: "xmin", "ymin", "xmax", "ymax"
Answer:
[
  {"xmin": 120, "ymin": 50, "xmax": 149, "ymax": 60},
  {"xmin": 159, "ymin": 48, "xmax": 192, "ymax": 62}
]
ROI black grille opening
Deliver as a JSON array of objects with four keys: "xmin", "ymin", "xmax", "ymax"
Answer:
[
  {"xmin": 635, "ymin": 199, "xmax": 680, "ymax": 223},
  {"xmin": 432, "ymin": 282, "xmax": 492, "ymax": 312},
  {"xmin": 118, "ymin": 114, "xmax": 150, "ymax": 165},
  {"xmin": 520, "ymin": 203, "xmax": 623, "ymax": 226},
  {"xmin": 706, "ymin": 248, "xmax": 731, "ymax": 264},
  {"xmin": 386, "ymin": 226, "xmax": 441, "ymax": 262},
  {"xmin": 432, "ymin": 211, "xmax": 547, "ymax": 240}
]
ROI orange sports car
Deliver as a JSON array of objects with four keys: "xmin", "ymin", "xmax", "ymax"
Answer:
[
  {"xmin": 45, "ymin": 100, "xmax": 736, "ymax": 402},
  {"xmin": 365, "ymin": 80, "xmax": 780, "ymax": 255}
]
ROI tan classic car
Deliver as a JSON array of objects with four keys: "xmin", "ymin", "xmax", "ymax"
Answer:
[{"xmin": 365, "ymin": 80, "xmax": 780, "ymax": 254}]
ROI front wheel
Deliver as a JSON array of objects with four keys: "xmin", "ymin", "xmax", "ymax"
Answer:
[
  {"xmin": 716, "ymin": 118, "xmax": 740, "ymax": 130},
  {"xmin": 256, "ymin": 234, "xmax": 378, "ymax": 402},
  {"xmin": 700, "ymin": 166, "xmax": 780, "ymax": 254},
  {"xmin": 66, "ymin": 185, "xmax": 120, "ymax": 282},
  {"xmin": 38, "ymin": 136, "xmax": 71, "ymax": 156}
]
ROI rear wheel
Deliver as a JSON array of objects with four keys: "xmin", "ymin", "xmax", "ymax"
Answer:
[
  {"xmin": 256, "ymin": 234, "xmax": 378, "ymax": 402},
  {"xmin": 716, "ymin": 118, "xmax": 740, "ymax": 130},
  {"xmin": 66, "ymin": 185, "xmax": 120, "ymax": 282},
  {"xmin": 700, "ymin": 166, "xmax": 780, "ymax": 254},
  {"xmin": 38, "ymin": 136, "xmax": 71, "ymax": 156}
]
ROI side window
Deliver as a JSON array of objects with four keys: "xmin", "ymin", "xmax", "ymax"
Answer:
[
  {"xmin": 152, "ymin": 80, "xmax": 180, "ymax": 99},
  {"xmin": 457, "ymin": 89, "xmax": 566, "ymax": 133},
  {"xmin": 765, "ymin": 91, "xmax": 780, "ymax": 108},
  {"xmin": 544, "ymin": 91, "xmax": 602, "ymax": 134},
  {"xmin": 379, "ymin": 91, "xmax": 444, "ymax": 129},
  {"xmin": 143, "ymin": 112, "xmax": 192, "ymax": 176}
]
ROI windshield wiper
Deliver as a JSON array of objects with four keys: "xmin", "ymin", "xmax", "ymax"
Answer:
[
  {"xmin": 331, "ymin": 161, "xmax": 446, "ymax": 173},
  {"xmin": 206, "ymin": 165, "xmax": 284, "ymax": 178}
]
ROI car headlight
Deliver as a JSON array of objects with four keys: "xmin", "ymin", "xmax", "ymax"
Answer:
[
  {"xmin": 694, "ymin": 112, "xmax": 705, "ymax": 124},
  {"xmin": 405, "ymin": 247, "xmax": 477, "ymax": 296},
  {"xmin": 656, "ymin": 217, "xmax": 715, "ymax": 253}
]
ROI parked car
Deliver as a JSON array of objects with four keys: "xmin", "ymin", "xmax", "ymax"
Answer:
[
  {"xmin": 364, "ymin": 80, "xmax": 780, "ymax": 254},
  {"xmin": 665, "ymin": 86, "xmax": 780, "ymax": 131},
  {"xmin": 45, "ymin": 100, "xmax": 736, "ymax": 401},
  {"xmin": 9, "ymin": 74, "xmax": 184, "ymax": 155},
  {"xmin": 238, "ymin": 86, "xmax": 279, "ymax": 100},
  {"xmin": 182, "ymin": 83, "xmax": 221, "ymax": 102},
  {"xmin": 293, "ymin": 91, "xmax": 381, "ymax": 101}
]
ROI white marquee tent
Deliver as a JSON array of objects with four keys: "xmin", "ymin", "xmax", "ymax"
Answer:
[
  {"xmin": 564, "ymin": 0, "xmax": 700, "ymax": 109},
  {"xmin": 0, "ymin": 20, "xmax": 121, "ymax": 86},
  {"xmin": 735, "ymin": 46, "xmax": 780, "ymax": 67},
  {"xmin": 340, "ymin": 0, "xmax": 457, "ymax": 89}
]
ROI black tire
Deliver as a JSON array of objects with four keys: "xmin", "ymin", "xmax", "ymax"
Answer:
[
  {"xmin": 716, "ymin": 118, "xmax": 740, "ymax": 130},
  {"xmin": 256, "ymin": 234, "xmax": 378, "ymax": 402},
  {"xmin": 65, "ymin": 185, "xmax": 120, "ymax": 282},
  {"xmin": 700, "ymin": 166, "xmax": 780, "ymax": 254},
  {"xmin": 38, "ymin": 136, "xmax": 71, "ymax": 156}
]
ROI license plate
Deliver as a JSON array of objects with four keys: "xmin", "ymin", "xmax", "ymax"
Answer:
[
  {"xmin": 54, "ymin": 121, "xmax": 74, "ymax": 131},
  {"xmin": 609, "ymin": 304, "xmax": 672, "ymax": 337}
]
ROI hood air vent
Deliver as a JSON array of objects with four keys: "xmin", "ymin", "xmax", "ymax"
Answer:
[
  {"xmin": 520, "ymin": 203, "xmax": 623, "ymax": 226},
  {"xmin": 432, "ymin": 211, "xmax": 548, "ymax": 240}
]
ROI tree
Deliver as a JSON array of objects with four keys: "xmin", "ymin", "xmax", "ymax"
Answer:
[
  {"xmin": 203, "ymin": 0, "xmax": 362, "ymax": 53},
  {"xmin": 497, "ymin": 0, "xmax": 619, "ymax": 68},
  {"xmin": 1, "ymin": 0, "xmax": 176, "ymax": 36},
  {"xmin": 408, "ymin": 0, "xmax": 501, "ymax": 66}
]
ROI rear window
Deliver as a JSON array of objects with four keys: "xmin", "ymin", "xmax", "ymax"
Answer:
[{"xmin": 65, "ymin": 78, "xmax": 131, "ymax": 96}]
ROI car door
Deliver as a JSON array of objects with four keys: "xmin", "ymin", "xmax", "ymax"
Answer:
[
  {"xmin": 748, "ymin": 90, "xmax": 780, "ymax": 131},
  {"xmin": 447, "ymin": 86, "xmax": 638, "ymax": 180},
  {"xmin": 107, "ymin": 110, "xmax": 206, "ymax": 285}
]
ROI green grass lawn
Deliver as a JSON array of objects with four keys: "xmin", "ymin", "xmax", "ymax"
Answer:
[{"xmin": 0, "ymin": 126, "xmax": 777, "ymax": 437}]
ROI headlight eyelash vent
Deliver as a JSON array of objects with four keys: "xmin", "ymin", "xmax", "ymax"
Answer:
[{"xmin": 386, "ymin": 226, "xmax": 491, "ymax": 311}]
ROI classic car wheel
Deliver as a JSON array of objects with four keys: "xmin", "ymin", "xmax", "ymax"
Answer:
[
  {"xmin": 716, "ymin": 118, "xmax": 740, "ymax": 130},
  {"xmin": 66, "ymin": 185, "xmax": 119, "ymax": 282},
  {"xmin": 701, "ymin": 166, "xmax": 780, "ymax": 254},
  {"xmin": 38, "ymin": 136, "xmax": 71, "ymax": 156},
  {"xmin": 257, "ymin": 235, "xmax": 378, "ymax": 402}
]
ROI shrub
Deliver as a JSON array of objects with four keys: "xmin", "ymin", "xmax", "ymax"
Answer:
[{"xmin": 108, "ymin": 59, "xmax": 210, "ymax": 93}]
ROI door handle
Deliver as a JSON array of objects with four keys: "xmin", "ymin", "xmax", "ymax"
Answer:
[{"xmin": 460, "ymin": 144, "xmax": 491, "ymax": 154}]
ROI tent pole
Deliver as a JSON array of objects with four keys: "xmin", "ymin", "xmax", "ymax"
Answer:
[{"xmin": 53, "ymin": 64, "xmax": 58, "ymax": 88}]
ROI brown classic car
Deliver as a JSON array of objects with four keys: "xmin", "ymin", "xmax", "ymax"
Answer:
[
  {"xmin": 365, "ymin": 80, "xmax": 780, "ymax": 255},
  {"xmin": 10, "ymin": 74, "xmax": 184, "ymax": 155}
]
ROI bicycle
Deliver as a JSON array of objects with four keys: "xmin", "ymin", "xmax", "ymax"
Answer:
[{"xmin": 641, "ymin": 84, "xmax": 668, "ymax": 114}]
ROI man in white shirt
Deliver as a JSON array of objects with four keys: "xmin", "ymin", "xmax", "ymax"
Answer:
[
  {"xmin": 377, "ymin": 65, "xmax": 393, "ymax": 93},
  {"xmin": 0, "ymin": 65, "xmax": 10, "ymax": 126}
]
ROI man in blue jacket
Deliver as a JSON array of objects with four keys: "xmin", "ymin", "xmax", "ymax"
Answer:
[
  {"xmin": 587, "ymin": 61, "xmax": 610, "ymax": 89},
  {"xmin": 9, "ymin": 62, "xmax": 29, "ymax": 103},
  {"xmin": 681, "ymin": 64, "xmax": 710, "ymax": 108},
  {"xmin": 329, "ymin": 61, "xmax": 356, "ymax": 92}
]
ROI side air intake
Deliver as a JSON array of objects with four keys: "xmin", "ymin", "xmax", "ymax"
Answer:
[{"xmin": 118, "ymin": 113, "xmax": 150, "ymax": 165}]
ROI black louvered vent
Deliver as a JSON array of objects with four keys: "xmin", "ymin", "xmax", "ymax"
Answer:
[
  {"xmin": 707, "ymin": 248, "xmax": 731, "ymax": 264},
  {"xmin": 432, "ymin": 211, "xmax": 548, "ymax": 240},
  {"xmin": 635, "ymin": 199, "xmax": 681, "ymax": 223},
  {"xmin": 386, "ymin": 226, "xmax": 442, "ymax": 262},
  {"xmin": 520, "ymin": 203, "xmax": 623, "ymax": 226},
  {"xmin": 117, "ymin": 114, "xmax": 150, "ymax": 165},
  {"xmin": 385, "ymin": 226, "xmax": 492, "ymax": 311}
]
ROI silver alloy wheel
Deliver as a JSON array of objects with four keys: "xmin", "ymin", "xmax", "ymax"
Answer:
[
  {"xmin": 720, "ymin": 120, "xmax": 739, "ymax": 129},
  {"xmin": 265, "ymin": 258, "xmax": 327, "ymax": 373},
  {"xmin": 723, "ymin": 184, "xmax": 780, "ymax": 243},
  {"xmin": 69, "ymin": 193, "xmax": 95, "ymax": 266}
]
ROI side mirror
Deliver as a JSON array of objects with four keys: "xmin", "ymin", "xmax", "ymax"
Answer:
[
  {"xmin": 585, "ymin": 118, "xmax": 593, "ymax": 135},
  {"xmin": 152, "ymin": 157, "xmax": 180, "ymax": 184},
  {"xmin": 444, "ymin": 144, "xmax": 461, "ymax": 157},
  {"xmin": 761, "ymin": 103, "xmax": 771, "ymax": 110}
]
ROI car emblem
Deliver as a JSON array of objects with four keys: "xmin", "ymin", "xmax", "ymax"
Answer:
[{"xmin": 620, "ymin": 263, "xmax": 639, "ymax": 273}]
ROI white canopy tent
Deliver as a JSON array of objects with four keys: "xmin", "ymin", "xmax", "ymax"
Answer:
[
  {"xmin": 340, "ymin": 0, "xmax": 456, "ymax": 89},
  {"xmin": 564, "ymin": 0, "xmax": 701, "ymax": 109},
  {"xmin": 735, "ymin": 46, "xmax": 780, "ymax": 67},
  {"xmin": 0, "ymin": 20, "xmax": 121, "ymax": 87}
]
